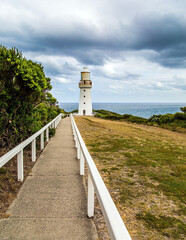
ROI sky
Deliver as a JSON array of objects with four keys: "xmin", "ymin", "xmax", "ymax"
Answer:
[{"xmin": 1, "ymin": 0, "xmax": 186, "ymax": 103}]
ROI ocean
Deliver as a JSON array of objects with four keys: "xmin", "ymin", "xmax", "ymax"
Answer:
[{"xmin": 59, "ymin": 102, "xmax": 186, "ymax": 119}]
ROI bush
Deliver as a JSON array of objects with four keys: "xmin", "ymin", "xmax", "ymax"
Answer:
[
  {"xmin": 49, "ymin": 128, "xmax": 56, "ymax": 137},
  {"xmin": 127, "ymin": 116, "xmax": 147, "ymax": 124},
  {"xmin": 180, "ymin": 107, "xmax": 186, "ymax": 113},
  {"xmin": 94, "ymin": 110, "xmax": 147, "ymax": 123},
  {"xmin": 94, "ymin": 109, "xmax": 123, "ymax": 120},
  {"xmin": 148, "ymin": 115, "xmax": 161, "ymax": 124},
  {"xmin": 174, "ymin": 112, "xmax": 186, "ymax": 120},
  {"xmin": 123, "ymin": 114, "xmax": 132, "ymax": 119},
  {"xmin": 159, "ymin": 114, "xmax": 174, "ymax": 124}
]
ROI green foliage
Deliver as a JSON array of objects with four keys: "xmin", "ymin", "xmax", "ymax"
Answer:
[
  {"xmin": 125, "ymin": 115, "xmax": 147, "ymax": 124},
  {"xmin": 95, "ymin": 109, "xmax": 124, "ymax": 120},
  {"xmin": 70, "ymin": 109, "xmax": 78, "ymax": 113},
  {"xmin": 49, "ymin": 128, "xmax": 56, "ymax": 137},
  {"xmin": 94, "ymin": 107, "xmax": 186, "ymax": 132},
  {"xmin": 62, "ymin": 109, "xmax": 78, "ymax": 114},
  {"xmin": 95, "ymin": 110, "xmax": 147, "ymax": 123},
  {"xmin": 180, "ymin": 107, "xmax": 186, "ymax": 113},
  {"xmin": 174, "ymin": 112, "xmax": 186, "ymax": 120},
  {"xmin": 0, "ymin": 46, "xmax": 62, "ymax": 147},
  {"xmin": 148, "ymin": 114, "xmax": 174, "ymax": 124},
  {"xmin": 122, "ymin": 114, "xmax": 132, "ymax": 119}
]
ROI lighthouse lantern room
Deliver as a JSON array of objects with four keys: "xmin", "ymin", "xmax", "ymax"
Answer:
[{"xmin": 78, "ymin": 67, "xmax": 92, "ymax": 115}]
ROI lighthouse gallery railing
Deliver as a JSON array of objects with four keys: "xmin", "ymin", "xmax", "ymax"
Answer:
[{"xmin": 70, "ymin": 114, "xmax": 132, "ymax": 240}]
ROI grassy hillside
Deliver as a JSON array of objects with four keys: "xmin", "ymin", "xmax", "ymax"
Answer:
[
  {"xmin": 75, "ymin": 116, "xmax": 186, "ymax": 240},
  {"xmin": 94, "ymin": 108, "xmax": 186, "ymax": 133}
]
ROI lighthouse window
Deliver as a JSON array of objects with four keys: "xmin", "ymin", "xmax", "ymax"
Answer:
[
  {"xmin": 84, "ymin": 96, "xmax": 85, "ymax": 97},
  {"xmin": 84, "ymin": 90, "xmax": 86, "ymax": 92},
  {"xmin": 84, "ymin": 102, "xmax": 85, "ymax": 104}
]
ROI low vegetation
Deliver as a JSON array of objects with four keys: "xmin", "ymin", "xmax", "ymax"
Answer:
[
  {"xmin": 94, "ymin": 107, "xmax": 186, "ymax": 133},
  {"xmin": 75, "ymin": 116, "xmax": 186, "ymax": 240}
]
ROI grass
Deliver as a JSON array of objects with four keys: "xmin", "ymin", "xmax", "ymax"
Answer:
[
  {"xmin": 75, "ymin": 116, "xmax": 186, "ymax": 240},
  {"xmin": 136, "ymin": 212, "xmax": 186, "ymax": 239}
]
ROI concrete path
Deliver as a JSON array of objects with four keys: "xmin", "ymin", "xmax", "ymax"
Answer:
[{"xmin": 0, "ymin": 118, "xmax": 98, "ymax": 240}]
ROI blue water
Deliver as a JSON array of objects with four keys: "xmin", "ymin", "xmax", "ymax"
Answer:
[{"xmin": 59, "ymin": 102, "xmax": 186, "ymax": 119}]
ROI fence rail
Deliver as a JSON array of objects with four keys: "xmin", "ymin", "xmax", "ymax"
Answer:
[
  {"xmin": 70, "ymin": 114, "xmax": 132, "ymax": 240},
  {"xmin": 0, "ymin": 113, "xmax": 64, "ymax": 181}
]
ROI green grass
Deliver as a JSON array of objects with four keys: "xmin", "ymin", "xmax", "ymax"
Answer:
[
  {"xmin": 136, "ymin": 212, "xmax": 186, "ymax": 239},
  {"xmin": 88, "ymin": 134, "xmax": 186, "ymax": 203}
]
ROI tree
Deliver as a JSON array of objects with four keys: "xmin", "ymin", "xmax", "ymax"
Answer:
[{"xmin": 0, "ymin": 46, "xmax": 58, "ymax": 148}]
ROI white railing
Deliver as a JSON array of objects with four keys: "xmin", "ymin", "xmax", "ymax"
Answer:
[
  {"xmin": 0, "ymin": 113, "xmax": 64, "ymax": 181},
  {"xmin": 70, "ymin": 114, "xmax": 132, "ymax": 240}
]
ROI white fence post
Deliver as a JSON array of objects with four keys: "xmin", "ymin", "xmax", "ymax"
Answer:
[
  {"xmin": 72, "ymin": 124, "xmax": 74, "ymax": 135},
  {"xmin": 31, "ymin": 139, "xmax": 36, "ymax": 162},
  {"xmin": 75, "ymin": 132, "xmax": 77, "ymax": 148},
  {"xmin": 74, "ymin": 130, "xmax": 76, "ymax": 141},
  {"xmin": 80, "ymin": 150, "xmax": 84, "ymax": 175},
  {"xmin": 46, "ymin": 128, "xmax": 49, "ymax": 142},
  {"xmin": 77, "ymin": 140, "xmax": 80, "ymax": 159},
  {"xmin": 17, "ymin": 150, "xmax": 23, "ymax": 181},
  {"xmin": 87, "ymin": 172, "xmax": 94, "ymax": 217},
  {"xmin": 40, "ymin": 132, "xmax": 44, "ymax": 150}
]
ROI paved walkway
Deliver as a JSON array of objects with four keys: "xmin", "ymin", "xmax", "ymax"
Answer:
[{"xmin": 0, "ymin": 118, "xmax": 98, "ymax": 240}]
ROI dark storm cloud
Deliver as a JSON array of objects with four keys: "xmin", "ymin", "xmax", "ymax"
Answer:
[
  {"xmin": 148, "ymin": 44, "xmax": 186, "ymax": 68},
  {"xmin": 22, "ymin": 14, "xmax": 186, "ymax": 68},
  {"xmin": 1, "ymin": 1, "xmax": 186, "ymax": 69},
  {"xmin": 134, "ymin": 15, "xmax": 186, "ymax": 50},
  {"xmin": 132, "ymin": 15, "xmax": 186, "ymax": 68}
]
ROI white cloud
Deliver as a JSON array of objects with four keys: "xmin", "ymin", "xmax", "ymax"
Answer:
[
  {"xmin": 54, "ymin": 77, "xmax": 71, "ymax": 84},
  {"xmin": 109, "ymin": 85, "xmax": 123, "ymax": 90}
]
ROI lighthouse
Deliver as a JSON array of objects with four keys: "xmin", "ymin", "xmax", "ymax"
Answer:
[{"xmin": 78, "ymin": 67, "xmax": 92, "ymax": 115}]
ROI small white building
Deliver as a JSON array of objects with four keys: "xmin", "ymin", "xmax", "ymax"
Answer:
[{"xmin": 78, "ymin": 67, "xmax": 93, "ymax": 115}]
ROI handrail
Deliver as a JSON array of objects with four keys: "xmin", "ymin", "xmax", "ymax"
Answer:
[
  {"xmin": 0, "ymin": 113, "xmax": 65, "ymax": 181},
  {"xmin": 70, "ymin": 114, "xmax": 132, "ymax": 240}
]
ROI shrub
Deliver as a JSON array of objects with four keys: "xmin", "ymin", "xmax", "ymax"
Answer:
[
  {"xmin": 174, "ymin": 112, "xmax": 186, "ymax": 120},
  {"xmin": 123, "ymin": 114, "xmax": 132, "ymax": 119},
  {"xmin": 180, "ymin": 107, "xmax": 186, "ymax": 113},
  {"xmin": 159, "ymin": 114, "xmax": 174, "ymax": 124},
  {"xmin": 127, "ymin": 116, "xmax": 147, "ymax": 124},
  {"xmin": 148, "ymin": 115, "xmax": 161, "ymax": 124},
  {"xmin": 49, "ymin": 128, "xmax": 56, "ymax": 137}
]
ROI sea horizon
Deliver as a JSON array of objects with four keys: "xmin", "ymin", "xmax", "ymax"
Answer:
[{"xmin": 59, "ymin": 102, "xmax": 186, "ymax": 119}]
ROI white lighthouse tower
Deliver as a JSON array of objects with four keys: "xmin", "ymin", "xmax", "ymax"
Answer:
[{"xmin": 78, "ymin": 67, "xmax": 92, "ymax": 115}]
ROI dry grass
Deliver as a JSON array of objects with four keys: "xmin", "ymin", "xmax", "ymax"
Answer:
[{"xmin": 75, "ymin": 116, "xmax": 186, "ymax": 240}]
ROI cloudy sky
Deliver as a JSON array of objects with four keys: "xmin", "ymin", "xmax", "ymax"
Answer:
[{"xmin": 1, "ymin": 0, "xmax": 186, "ymax": 103}]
